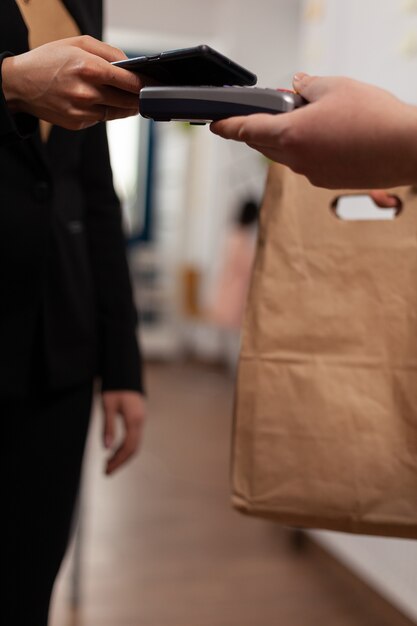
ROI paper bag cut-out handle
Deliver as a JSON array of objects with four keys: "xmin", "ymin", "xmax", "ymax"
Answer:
[{"xmin": 331, "ymin": 193, "xmax": 402, "ymax": 221}]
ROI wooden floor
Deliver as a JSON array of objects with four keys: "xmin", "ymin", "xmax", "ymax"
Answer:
[{"xmin": 50, "ymin": 361, "xmax": 415, "ymax": 626}]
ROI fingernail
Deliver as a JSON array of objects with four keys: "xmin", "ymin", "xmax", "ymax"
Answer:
[
  {"xmin": 105, "ymin": 435, "xmax": 112, "ymax": 448},
  {"xmin": 293, "ymin": 72, "xmax": 308, "ymax": 83}
]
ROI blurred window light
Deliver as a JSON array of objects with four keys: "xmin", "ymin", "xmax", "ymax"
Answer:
[{"xmin": 107, "ymin": 113, "xmax": 152, "ymax": 239}]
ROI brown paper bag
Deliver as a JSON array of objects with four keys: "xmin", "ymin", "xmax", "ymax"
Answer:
[{"xmin": 232, "ymin": 164, "xmax": 417, "ymax": 539}]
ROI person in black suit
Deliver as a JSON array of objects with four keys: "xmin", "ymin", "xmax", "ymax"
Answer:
[{"xmin": 1, "ymin": 2, "xmax": 146, "ymax": 624}]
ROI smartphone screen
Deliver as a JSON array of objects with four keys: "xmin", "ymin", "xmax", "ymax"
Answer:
[{"xmin": 113, "ymin": 45, "xmax": 257, "ymax": 87}]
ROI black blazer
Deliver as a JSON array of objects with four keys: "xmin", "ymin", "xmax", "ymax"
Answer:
[{"xmin": 0, "ymin": 0, "xmax": 144, "ymax": 395}]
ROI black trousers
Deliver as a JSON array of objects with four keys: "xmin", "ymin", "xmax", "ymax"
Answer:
[{"xmin": 2, "ymin": 380, "xmax": 93, "ymax": 626}]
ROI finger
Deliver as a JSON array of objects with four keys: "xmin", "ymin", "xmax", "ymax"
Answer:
[
  {"xmin": 52, "ymin": 106, "xmax": 137, "ymax": 130},
  {"xmin": 211, "ymin": 113, "xmax": 280, "ymax": 141},
  {"xmin": 98, "ymin": 85, "xmax": 139, "ymax": 110},
  {"xmin": 74, "ymin": 35, "xmax": 128, "ymax": 63},
  {"xmin": 292, "ymin": 73, "xmax": 342, "ymax": 103},
  {"xmin": 68, "ymin": 81, "xmax": 139, "ymax": 113},
  {"xmin": 369, "ymin": 190, "xmax": 400, "ymax": 209},
  {"xmin": 106, "ymin": 423, "xmax": 142, "ymax": 475},
  {"xmin": 106, "ymin": 442, "xmax": 134, "ymax": 475},
  {"xmin": 71, "ymin": 38, "xmax": 142, "ymax": 94},
  {"xmin": 78, "ymin": 104, "xmax": 137, "ymax": 125},
  {"xmin": 292, "ymin": 72, "xmax": 313, "ymax": 94},
  {"xmin": 105, "ymin": 397, "xmax": 145, "ymax": 475},
  {"xmin": 99, "ymin": 106, "xmax": 140, "ymax": 122},
  {"xmin": 102, "ymin": 397, "xmax": 117, "ymax": 449},
  {"xmin": 80, "ymin": 55, "xmax": 142, "ymax": 95},
  {"xmin": 101, "ymin": 63, "xmax": 142, "ymax": 95},
  {"xmin": 213, "ymin": 113, "xmax": 291, "ymax": 146},
  {"xmin": 211, "ymin": 116, "xmax": 248, "ymax": 139}
]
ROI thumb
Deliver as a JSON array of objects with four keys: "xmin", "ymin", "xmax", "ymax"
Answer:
[{"xmin": 292, "ymin": 72, "xmax": 328, "ymax": 102}]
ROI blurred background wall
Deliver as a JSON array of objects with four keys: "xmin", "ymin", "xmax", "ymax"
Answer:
[{"xmin": 104, "ymin": 0, "xmax": 303, "ymax": 365}]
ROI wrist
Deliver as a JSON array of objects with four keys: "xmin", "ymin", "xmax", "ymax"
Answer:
[{"xmin": 1, "ymin": 56, "xmax": 23, "ymax": 114}]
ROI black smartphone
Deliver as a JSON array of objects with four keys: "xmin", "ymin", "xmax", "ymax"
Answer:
[{"xmin": 113, "ymin": 45, "xmax": 257, "ymax": 87}]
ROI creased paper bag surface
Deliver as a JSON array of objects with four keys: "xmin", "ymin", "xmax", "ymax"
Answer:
[{"xmin": 232, "ymin": 164, "xmax": 417, "ymax": 538}]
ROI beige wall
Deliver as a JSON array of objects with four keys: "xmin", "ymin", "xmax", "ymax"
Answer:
[{"xmin": 105, "ymin": 0, "xmax": 303, "ymax": 87}]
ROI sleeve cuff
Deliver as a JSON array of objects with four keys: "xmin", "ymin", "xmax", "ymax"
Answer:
[
  {"xmin": 99, "ymin": 322, "xmax": 145, "ymax": 395},
  {"xmin": 0, "ymin": 52, "xmax": 38, "ymax": 145}
]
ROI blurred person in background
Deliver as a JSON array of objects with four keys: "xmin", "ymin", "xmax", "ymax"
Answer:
[
  {"xmin": 1, "ymin": 2, "xmax": 146, "ymax": 624},
  {"xmin": 209, "ymin": 198, "xmax": 258, "ymax": 330}
]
